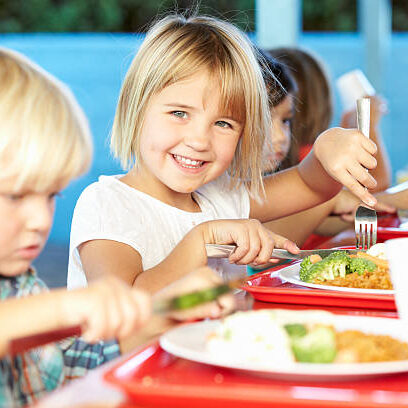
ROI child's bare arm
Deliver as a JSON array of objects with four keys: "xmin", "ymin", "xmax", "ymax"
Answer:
[
  {"xmin": 79, "ymin": 226, "xmax": 208, "ymax": 293},
  {"xmin": 251, "ymin": 127, "xmax": 378, "ymax": 222},
  {"xmin": 263, "ymin": 197, "xmax": 337, "ymax": 247},
  {"xmin": 80, "ymin": 219, "xmax": 299, "ymax": 293}
]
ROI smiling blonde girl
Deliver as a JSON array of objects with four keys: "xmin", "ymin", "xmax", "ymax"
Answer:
[{"xmin": 68, "ymin": 14, "xmax": 380, "ymax": 293}]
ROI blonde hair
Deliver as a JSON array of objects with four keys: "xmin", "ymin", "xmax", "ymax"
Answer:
[
  {"xmin": 0, "ymin": 47, "xmax": 93, "ymax": 192},
  {"xmin": 111, "ymin": 14, "xmax": 271, "ymax": 199},
  {"xmin": 268, "ymin": 47, "xmax": 333, "ymax": 169}
]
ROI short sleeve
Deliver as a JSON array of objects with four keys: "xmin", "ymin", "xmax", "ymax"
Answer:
[{"xmin": 68, "ymin": 179, "xmax": 150, "ymax": 289}]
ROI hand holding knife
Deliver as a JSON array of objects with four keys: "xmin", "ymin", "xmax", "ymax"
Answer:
[{"xmin": 8, "ymin": 278, "xmax": 244, "ymax": 356}]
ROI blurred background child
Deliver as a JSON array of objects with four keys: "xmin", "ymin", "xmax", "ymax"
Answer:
[
  {"xmin": 68, "ymin": 14, "xmax": 380, "ymax": 294},
  {"xmin": 261, "ymin": 48, "xmax": 407, "ymax": 249},
  {"xmin": 268, "ymin": 47, "xmax": 392, "ymax": 192}
]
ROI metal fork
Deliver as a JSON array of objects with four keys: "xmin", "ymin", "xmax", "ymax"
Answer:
[
  {"xmin": 355, "ymin": 205, "xmax": 377, "ymax": 250},
  {"xmin": 354, "ymin": 98, "xmax": 377, "ymax": 250}
]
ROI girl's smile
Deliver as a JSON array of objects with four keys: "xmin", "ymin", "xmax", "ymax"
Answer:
[{"xmin": 124, "ymin": 70, "xmax": 243, "ymax": 210}]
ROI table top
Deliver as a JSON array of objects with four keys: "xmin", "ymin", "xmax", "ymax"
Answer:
[{"xmin": 36, "ymin": 228, "xmax": 404, "ymax": 408}]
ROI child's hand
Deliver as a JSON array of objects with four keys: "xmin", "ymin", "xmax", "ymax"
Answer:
[
  {"xmin": 67, "ymin": 275, "xmax": 151, "ymax": 343},
  {"xmin": 314, "ymin": 127, "xmax": 378, "ymax": 207},
  {"xmin": 154, "ymin": 267, "xmax": 236, "ymax": 321},
  {"xmin": 332, "ymin": 189, "xmax": 396, "ymax": 223},
  {"xmin": 202, "ymin": 219, "xmax": 299, "ymax": 265}
]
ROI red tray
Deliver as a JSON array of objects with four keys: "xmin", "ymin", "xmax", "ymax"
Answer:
[
  {"xmin": 243, "ymin": 264, "xmax": 397, "ymax": 311},
  {"xmin": 378, "ymin": 227, "xmax": 408, "ymax": 241},
  {"xmin": 377, "ymin": 213, "xmax": 408, "ymax": 240},
  {"xmin": 106, "ymin": 342, "xmax": 408, "ymax": 408}
]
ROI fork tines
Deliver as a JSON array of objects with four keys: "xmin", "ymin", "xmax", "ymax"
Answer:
[{"xmin": 355, "ymin": 206, "xmax": 377, "ymax": 250}]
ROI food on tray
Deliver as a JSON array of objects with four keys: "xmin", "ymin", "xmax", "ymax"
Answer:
[
  {"xmin": 206, "ymin": 310, "xmax": 408, "ymax": 364},
  {"xmin": 299, "ymin": 244, "xmax": 392, "ymax": 290}
]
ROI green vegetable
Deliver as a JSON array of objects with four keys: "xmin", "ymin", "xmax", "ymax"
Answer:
[
  {"xmin": 166, "ymin": 285, "xmax": 230, "ymax": 311},
  {"xmin": 284, "ymin": 323, "xmax": 307, "ymax": 338},
  {"xmin": 299, "ymin": 256, "xmax": 313, "ymax": 281},
  {"xmin": 300, "ymin": 251, "xmax": 350, "ymax": 283},
  {"xmin": 289, "ymin": 325, "xmax": 337, "ymax": 363},
  {"xmin": 348, "ymin": 257, "xmax": 376, "ymax": 275}
]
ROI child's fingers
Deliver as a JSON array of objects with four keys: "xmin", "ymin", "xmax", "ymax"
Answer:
[
  {"xmin": 234, "ymin": 224, "xmax": 262, "ymax": 265},
  {"xmin": 360, "ymin": 135, "xmax": 378, "ymax": 155},
  {"xmin": 341, "ymin": 171, "xmax": 377, "ymax": 207},
  {"xmin": 81, "ymin": 305, "xmax": 108, "ymax": 343},
  {"xmin": 374, "ymin": 200, "xmax": 396, "ymax": 213},
  {"xmin": 217, "ymin": 294, "xmax": 236, "ymax": 317},
  {"xmin": 270, "ymin": 233, "xmax": 300, "ymax": 254},
  {"xmin": 131, "ymin": 289, "xmax": 152, "ymax": 327},
  {"xmin": 116, "ymin": 289, "xmax": 150, "ymax": 339},
  {"xmin": 358, "ymin": 150, "xmax": 377, "ymax": 170},
  {"xmin": 252, "ymin": 229, "xmax": 275, "ymax": 265},
  {"xmin": 347, "ymin": 162, "xmax": 377, "ymax": 190},
  {"xmin": 228, "ymin": 230, "xmax": 250, "ymax": 263}
]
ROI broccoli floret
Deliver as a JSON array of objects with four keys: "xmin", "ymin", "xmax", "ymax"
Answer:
[
  {"xmin": 324, "ymin": 251, "xmax": 350, "ymax": 278},
  {"xmin": 289, "ymin": 325, "xmax": 337, "ymax": 363},
  {"xmin": 300, "ymin": 252, "xmax": 350, "ymax": 283},
  {"xmin": 284, "ymin": 323, "xmax": 307, "ymax": 338},
  {"xmin": 299, "ymin": 257, "xmax": 313, "ymax": 281},
  {"xmin": 325, "ymin": 251, "xmax": 350, "ymax": 262},
  {"xmin": 348, "ymin": 257, "xmax": 376, "ymax": 275}
]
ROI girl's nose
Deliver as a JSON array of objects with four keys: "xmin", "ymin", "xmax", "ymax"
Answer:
[{"xmin": 183, "ymin": 125, "xmax": 211, "ymax": 151}]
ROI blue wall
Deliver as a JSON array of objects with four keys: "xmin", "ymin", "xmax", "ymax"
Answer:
[{"xmin": 1, "ymin": 33, "xmax": 407, "ymax": 244}]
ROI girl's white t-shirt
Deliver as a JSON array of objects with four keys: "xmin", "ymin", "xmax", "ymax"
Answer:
[{"xmin": 67, "ymin": 174, "xmax": 250, "ymax": 289}]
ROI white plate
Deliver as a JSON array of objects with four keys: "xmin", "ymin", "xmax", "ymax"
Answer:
[
  {"xmin": 160, "ymin": 314, "xmax": 408, "ymax": 381},
  {"xmin": 279, "ymin": 262, "xmax": 394, "ymax": 295}
]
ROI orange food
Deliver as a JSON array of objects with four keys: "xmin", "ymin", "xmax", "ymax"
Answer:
[
  {"xmin": 356, "ymin": 252, "xmax": 389, "ymax": 269},
  {"xmin": 310, "ymin": 254, "xmax": 322, "ymax": 264},
  {"xmin": 335, "ymin": 330, "xmax": 408, "ymax": 363}
]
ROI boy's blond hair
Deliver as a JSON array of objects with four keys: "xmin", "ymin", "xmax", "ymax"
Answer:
[
  {"xmin": 111, "ymin": 14, "xmax": 271, "ymax": 199},
  {"xmin": 0, "ymin": 47, "xmax": 92, "ymax": 192}
]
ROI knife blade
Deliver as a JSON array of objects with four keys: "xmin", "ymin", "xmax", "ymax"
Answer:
[{"xmin": 205, "ymin": 243, "xmax": 361, "ymax": 260}]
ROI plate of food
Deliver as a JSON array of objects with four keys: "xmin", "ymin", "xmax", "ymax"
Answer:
[
  {"xmin": 279, "ymin": 243, "xmax": 394, "ymax": 294},
  {"xmin": 160, "ymin": 309, "xmax": 408, "ymax": 381}
]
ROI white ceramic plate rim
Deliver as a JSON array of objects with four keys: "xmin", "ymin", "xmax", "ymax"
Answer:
[
  {"xmin": 278, "ymin": 262, "xmax": 394, "ymax": 295},
  {"xmin": 160, "ymin": 315, "xmax": 408, "ymax": 380}
]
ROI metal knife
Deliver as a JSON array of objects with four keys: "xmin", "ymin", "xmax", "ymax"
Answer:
[{"xmin": 205, "ymin": 243, "xmax": 360, "ymax": 260}]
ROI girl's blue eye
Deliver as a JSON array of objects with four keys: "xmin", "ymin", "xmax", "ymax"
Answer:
[
  {"xmin": 171, "ymin": 111, "xmax": 187, "ymax": 119},
  {"xmin": 215, "ymin": 120, "xmax": 232, "ymax": 129}
]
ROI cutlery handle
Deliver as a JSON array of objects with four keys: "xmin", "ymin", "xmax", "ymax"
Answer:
[
  {"xmin": 8, "ymin": 325, "xmax": 82, "ymax": 357},
  {"xmin": 357, "ymin": 97, "xmax": 370, "ymax": 138}
]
